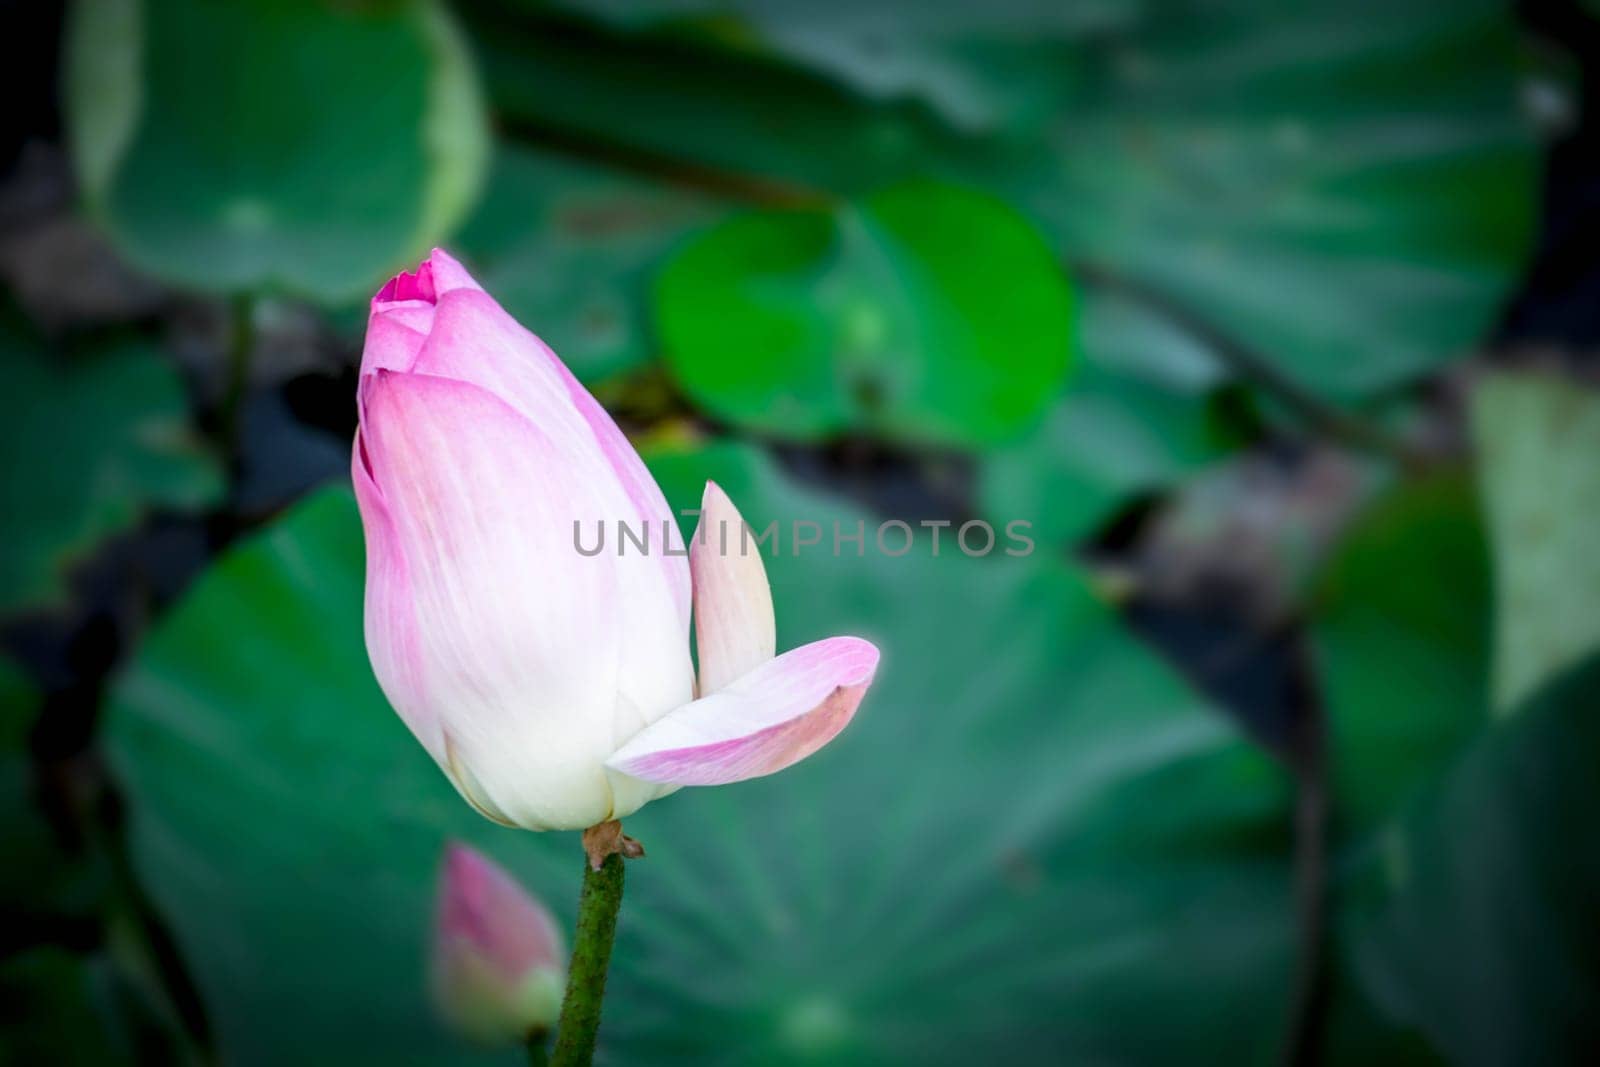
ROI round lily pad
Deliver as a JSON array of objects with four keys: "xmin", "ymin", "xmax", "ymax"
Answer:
[
  {"xmin": 66, "ymin": 0, "xmax": 488, "ymax": 302},
  {"xmin": 656, "ymin": 182, "xmax": 1075, "ymax": 447},
  {"xmin": 106, "ymin": 443, "xmax": 1292, "ymax": 1064}
]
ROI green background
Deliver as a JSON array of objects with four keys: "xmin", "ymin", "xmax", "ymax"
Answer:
[{"xmin": 3, "ymin": 0, "xmax": 1597, "ymax": 1063}]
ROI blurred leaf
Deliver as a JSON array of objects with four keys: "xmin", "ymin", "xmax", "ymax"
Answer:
[
  {"xmin": 0, "ymin": 313, "xmax": 222, "ymax": 615},
  {"xmin": 1339, "ymin": 654, "xmax": 1600, "ymax": 1065},
  {"xmin": 474, "ymin": 0, "xmax": 1536, "ymax": 401},
  {"xmin": 0, "ymin": 653, "xmax": 66, "ymax": 919},
  {"xmin": 107, "ymin": 444, "xmax": 1291, "ymax": 1065},
  {"xmin": 976, "ymin": 282, "xmax": 1241, "ymax": 549},
  {"xmin": 656, "ymin": 182, "xmax": 1075, "ymax": 446},
  {"xmin": 1319, "ymin": 950, "xmax": 1446, "ymax": 1067},
  {"xmin": 0, "ymin": 653, "xmax": 37, "ymax": 750},
  {"xmin": 0, "ymin": 949, "xmax": 132, "ymax": 1066},
  {"xmin": 979, "ymin": 1, "xmax": 1538, "ymax": 401},
  {"xmin": 1077, "ymin": 286, "xmax": 1227, "ymax": 394},
  {"xmin": 455, "ymin": 143, "xmax": 719, "ymax": 384},
  {"xmin": 558, "ymin": 0, "xmax": 1127, "ymax": 136},
  {"xmin": 66, "ymin": 0, "xmax": 488, "ymax": 303},
  {"xmin": 1470, "ymin": 373, "xmax": 1600, "ymax": 713},
  {"xmin": 1310, "ymin": 474, "xmax": 1491, "ymax": 835},
  {"xmin": 978, "ymin": 363, "xmax": 1232, "ymax": 547}
]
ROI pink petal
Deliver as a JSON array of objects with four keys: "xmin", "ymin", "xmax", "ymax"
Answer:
[
  {"xmin": 352, "ymin": 430, "xmax": 438, "ymax": 762},
  {"xmin": 375, "ymin": 247, "xmax": 483, "ymax": 304},
  {"xmin": 360, "ymin": 307, "xmax": 430, "ymax": 378},
  {"xmin": 408, "ymin": 289, "xmax": 590, "ymax": 459},
  {"xmin": 407, "ymin": 284, "xmax": 691, "ymax": 635},
  {"xmin": 359, "ymin": 369, "xmax": 629, "ymax": 830},
  {"xmin": 358, "ymin": 249, "xmax": 694, "ymax": 826},
  {"xmin": 606, "ymin": 636, "xmax": 879, "ymax": 786},
  {"xmin": 691, "ymin": 480, "xmax": 775, "ymax": 695},
  {"xmin": 552, "ymin": 357, "xmax": 692, "ymax": 633},
  {"xmin": 363, "ymin": 249, "xmax": 482, "ymax": 376}
]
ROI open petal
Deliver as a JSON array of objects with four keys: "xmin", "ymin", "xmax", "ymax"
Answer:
[
  {"xmin": 606, "ymin": 636, "xmax": 879, "ymax": 786},
  {"xmin": 691, "ymin": 480, "xmax": 776, "ymax": 695}
]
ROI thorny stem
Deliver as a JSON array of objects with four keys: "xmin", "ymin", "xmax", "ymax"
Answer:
[{"xmin": 550, "ymin": 823, "xmax": 641, "ymax": 1067}]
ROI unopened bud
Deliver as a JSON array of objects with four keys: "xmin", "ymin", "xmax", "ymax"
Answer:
[{"xmin": 431, "ymin": 842, "xmax": 564, "ymax": 1044}]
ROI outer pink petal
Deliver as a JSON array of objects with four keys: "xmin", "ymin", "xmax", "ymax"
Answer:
[
  {"xmin": 371, "ymin": 249, "xmax": 688, "ymax": 631},
  {"xmin": 405, "ymin": 277, "xmax": 690, "ymax": 635},
  {"xmin": 352, "ymin": 430, "xmax": 438, "ymax": 762},
  {"xmin": 401, "ymin": 273, "xmax": 693, "ymax": 786},
  {"xmin": 606, "ymin": 636, "xmax": 879, "ymax": 786},
  {"xmin": 409, "ymin": 289, "xmax": 591, "ymax": 462},
  {"xmin": 691, "ymin": 480, "xmax": 776, "ymax": 695},
  {"xmin": 553, "ymin": 357, "xmax": 691, "ymax": 632},
  {"xmin": 361, "ymin": 369, "xmax": 626, "ymax": 830}
]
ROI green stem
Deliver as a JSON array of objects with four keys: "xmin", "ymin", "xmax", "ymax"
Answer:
[
  {"xmin": 525, "ymin": 1032, "xmax": 551, "ymax": 1067},
  {"xmin": 550, "ymin": 853, "xmax": 626, "ymax": 1067}
]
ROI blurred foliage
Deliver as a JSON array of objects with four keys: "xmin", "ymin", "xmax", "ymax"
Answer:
[
  {"xmin": 471, "ymin": 0, "xmax": 1538, "ymax": 401},
  {"xmin": 1314, "ymin": 460, "xmax": 1600, "ymax": 1063},
  {"xmin": 1, "ymin": 0, "xmax": 1595, "ymax": 1064},
  {"xmin": 1471, "ymin": 373, "xmax": 1600, "ymax": 713},
  {"xmin": 979, "ymin": 361, "xmax": 1238, "ymax": 547},
  {"xmin": 1341, "ymin": 654, "xmax": 1600, "ymax": 1066},
  {"xmin": 457, "ymin": 143, "xmax": 719, "ymax": 384},
  {"xmin": 0, "ymin": 949, "xmax": 132, "ymax": 1065},
  {"xmin": 0, "ymin": 309, "xmax": 221, "ymax": 616},
  {"xmin": 106, "ymin": 446, "xmax": 1292, "ymax": 1065},
  {"xmin": 656, "ymin": 181, "xmax": 1075, "ymax": 447},
  {"xmin": 1311, "ymin": 474, "xmax": 1491, "ymax": 836},
  {"xmin": 0, "ymin": 653, "xmax": 115, "ymax": 938},
  {"xmin": 461, "ymin": 0, "xmax": 1542, "ymax": 545},
  {"xmin": 66, "ymin": 0, "xmax": 488, "ymax": 302}
]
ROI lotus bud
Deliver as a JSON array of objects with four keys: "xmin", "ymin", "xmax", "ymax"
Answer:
[
  {"xmin": 432, "ymin": 842, "xmax": 564, "ymax": 1044},
  {"xmin": 354, "ymin": 250, "xmax": 880, "ymax": 832}
]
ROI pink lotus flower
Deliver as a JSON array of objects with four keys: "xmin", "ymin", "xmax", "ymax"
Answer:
[
  {"xmin": 432, "ymin": 842, "xmax": 563, "ymax": 1043},
  {"xmin": 353, "ymin": 250, "xmax": 878, "ymax": 831}
]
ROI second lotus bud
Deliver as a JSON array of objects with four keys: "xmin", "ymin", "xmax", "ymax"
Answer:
[{"xmin": 432, "ymin": 842, "xmax": 565, "ymax": 1045}]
